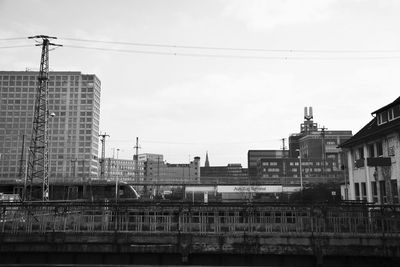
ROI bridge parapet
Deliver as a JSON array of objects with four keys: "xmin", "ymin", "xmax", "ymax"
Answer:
[
  {"xmin": 1, "ymin": 202, "xmax": 399, "ymax": 235},
  {"xmin": 0, "ymin": 202, "xmax": 399, "ymax": 265}
]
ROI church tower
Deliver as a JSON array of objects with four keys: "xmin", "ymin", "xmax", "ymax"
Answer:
[{"xmin": 205, "ymin": 151, "xmax": 210, "ymax": 167}]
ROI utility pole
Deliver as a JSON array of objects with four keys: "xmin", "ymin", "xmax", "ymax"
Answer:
[
  {"xmin": 281, "ymin": 138, "xmax": 287, "ymax": 178},
  {"xmin": 115, "ymin": 148, "xmax": 120, "ymax": 203},
  {"xmin": 26, "ymin": 35, "xmax": 62, "ymax": 201},
  {"xmin": 320, "ymin": 126, "xmax": 327, "ymax": 178},
  {"xmin": 99, "ymin": 132, "xmax": 110, "ymax": 180},
  {"xmin": 133, "ymin": 137, "xmax": 140, "ymax": 180},
  {"xmin": 18, "ymin": 134, "xmax": 25, "ymax": 180}
]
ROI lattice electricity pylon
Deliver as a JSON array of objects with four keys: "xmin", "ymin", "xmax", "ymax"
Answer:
[{"xmin": 26, "ymin": 35, "xmax": 62, "ymax": 201}]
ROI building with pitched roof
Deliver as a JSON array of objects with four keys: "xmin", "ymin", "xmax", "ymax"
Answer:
[{"xmin": 340, "ymin": 97, "xmax": 400, "ymax": 203}]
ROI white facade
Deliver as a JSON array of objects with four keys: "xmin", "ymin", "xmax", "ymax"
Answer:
[
  {"xmin": 346, "ymin": 134, "xmax": 399, "ymax": 203},
  {"xmin": 343, "ymin": 97, "xmax": 400, "ymax": 204}
]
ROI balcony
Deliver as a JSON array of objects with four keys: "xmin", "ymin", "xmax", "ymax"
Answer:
[
  {"xmin": 355, "ymin": 158, "xmax": 365, "ymax": 168},
  {"xmin": 367, "ymin": 157, "xmax": 391, "ymax": 167}
]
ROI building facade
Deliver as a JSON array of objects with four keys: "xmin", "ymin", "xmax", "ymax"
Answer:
[
  {"xmin": 257, "ymin": 157, "xmax": 341, "ymax": 179},
  {"xmin": 298, "ymin": 130, "xmax": 352, "ymax": 171},
  {"xmin": 104, "ymin": 158, "xmax": 135, "ymax": 181},
  {"xmin": 200, "ymin": 163, "xmax": 248, "ymax": 184},
  {"xmin": 146, "ymin": 156, "xmax": 201, "ymax": 183},
  {"xmin": 0, "ymin": 71, "xmax": 101, "ymax": 181},
  {"xmin": 251, "ymin": 107, "xmax": 351, "ymax": 181},
  {"xmin": 247, "ymin": 150, "xmax": 289, "ymax": 178},
  {"xmin": 137, "ymin": 153, "xmax": 164, "ymax": 181},
  {"xmin": 341, "ymin": 97, "xmax": 400, "ymax": 203}
]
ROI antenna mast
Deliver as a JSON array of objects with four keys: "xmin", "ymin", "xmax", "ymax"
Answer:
[
  {"xmin": 133, "ymin": 137, "xmax": 141, "ymax": 180},
  {"xmin": 99, "ymin": 132, "xmax": 110, "ymax": 180},
  {"xmin": 26, "ymin": 35, "xmax": 62, "ymax": 201}
]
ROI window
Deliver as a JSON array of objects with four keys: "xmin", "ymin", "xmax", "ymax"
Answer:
[
  {"xmin": 357, "ymin": 147, "xmax": 364, "ymax": 159},
  {"xmin": 377, "ymin": 142, "xmax": 383, "ymax": 156},
  {"xmin": 354, "ymin": 183, "xmax": 360, "ymax": 200},
  {"xmin": 388, "ymin": 146, "xmax": 395, "ymax": 157},
  {"xmin": 361, "ymin": 182, "xmax": 367, "ymax": 201},
  {"xmin": 371, "ymin": 181, "xmax": 378, "ymax": 203},
  {"xmin": 388, "ymin": 108, "xmax": 394, "ymax": 121},
  {"xmin": 368, "ymin": 143, "xmax": 375, "ymax": 158},
  {"xmin": 394, "ymin": 105, "xmax": 400, "ymax": 118},
  {"xmin": 379, "ymin": 181, "xmax": 387, "ymax": 204},
  {"xmin": 378, "ymin": 111, "xmax": 388, "ymax": 125},
  {"xmin": 392, "ymin": 180, "xmax": 399, "ymax": 204}
]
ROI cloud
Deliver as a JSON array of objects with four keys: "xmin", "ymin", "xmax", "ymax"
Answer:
[{"xmin": 222, "ymin": 0, "xmax": 335, "ymax": 31}]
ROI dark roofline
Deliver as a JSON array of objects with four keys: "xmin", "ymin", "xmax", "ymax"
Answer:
[
  {"xmin": 372, "ymin": 96, "xmax": 400, "ymax": 114},
  {"xmin": 340, "ymin": 117, "xmax": 400, "ymax": 148}
]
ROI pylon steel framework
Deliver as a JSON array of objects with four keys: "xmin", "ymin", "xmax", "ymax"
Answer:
[{"xmin": 26, "ymin": 35, "xmax": 61, "ymax": 201}]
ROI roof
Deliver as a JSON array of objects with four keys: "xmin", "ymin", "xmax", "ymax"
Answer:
[
  {"xmin": 340, "ymin": 117, "xmax": 400, "ymax": 148},
  {"xmin": 372, "ymin": 96, "xmax": 400, "ymax": 114},
  {"xmin": 341, "ymin": 96, "xmax": 400, "ymax": 148}
]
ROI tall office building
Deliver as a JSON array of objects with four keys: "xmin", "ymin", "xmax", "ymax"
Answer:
[{"xmin": 0, "ymin": 71, "xmax": 101, "ymax": 181}]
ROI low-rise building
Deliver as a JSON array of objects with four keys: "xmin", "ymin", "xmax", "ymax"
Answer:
[
  {"xmin": 200, "ymin": 163, "xmax": 248, "ymax": 184},
  {"xmin": 146, "ymin": 156, "xmax": 200, "ymax": 183},
  {"xmin": 103, "ymin": 158, "xmax": 135, "ymax": 181},
  {"xmin": 340, "ymin": 97, "xmax": 400, "ymax": 203}
]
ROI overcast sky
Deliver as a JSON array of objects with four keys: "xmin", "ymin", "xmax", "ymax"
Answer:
[{"xmin": 1, "ymin": 0, "xmax": 400, "ymax": 167}]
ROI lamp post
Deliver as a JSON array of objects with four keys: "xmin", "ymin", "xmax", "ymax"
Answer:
[
  {"xmin": 115, "ymin": 148, "xmax": 120, "ymax": 203},
  {"xmin": 296, "ymin": 149, "xmax": 303, "ymax": 191}
]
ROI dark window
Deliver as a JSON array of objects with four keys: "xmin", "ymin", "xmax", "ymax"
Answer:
[
  {"xmin": 355, "ymin": 183, "xmax": 360, "ymax": 200},
  {"xmin": 394, "ymin": 105, "xmax": 400, "ymax": 118},
  {"xmin": 371, "ymin": 181, "xmax": 378, "ymax": 203},
  {"xmin": 368, "ymin": 143, "xmax": 375, "ymax": 158},
  {"xmin": 358, "ymin": 147, "xmax": 364, "ymax": 159},
  {"xmin": 377, "ymin": 142, "xmax": 383, "ymax": 156},
  {"xmin": 379, "ymin": 181, "xmax": 387, "ymax": 204},
  {"xmin": 361, "ymin": 182, "xmax": 367, "ymax": 201},
  {"xmin": 392, "ymin": 180, "xmax": 399, "ymax": 204},
  {"xmin": 380, "ymin": 112, "xmax": 388, "ymax": 124}
]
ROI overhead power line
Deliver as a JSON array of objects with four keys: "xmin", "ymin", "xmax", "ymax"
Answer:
[
  {"xmin": 60, "ymin": 37, "xmax": 400, "ymax": 54},
  {"xmin": 107, "ymin": 138, "xmax": 282, "ymax": 145},
  {"xmin": 0, "ymin": 37, "xmax": 28, "ymax": 41},
  {"xmin": 2, "ymin": 36, "xmax": 400, "ymax": 60},
  {"xmin": 0, "ymin": 45, "xmax": 34, "ymax": 49},
  {"xmin": 64, "ymin": 44, "xmax": 400, "ymax": 60}
]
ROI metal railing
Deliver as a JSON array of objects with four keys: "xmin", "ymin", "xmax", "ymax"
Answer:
[{"xmin": 1, "ymin": 202, "xmax": 399, "ymax": 236}]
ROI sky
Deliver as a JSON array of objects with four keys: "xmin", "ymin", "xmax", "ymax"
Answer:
[{"xmin": 1, "ymin": 0, "xmax": 400, "ymax": 167}]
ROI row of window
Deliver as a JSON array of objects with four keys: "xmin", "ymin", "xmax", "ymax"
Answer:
[
  {"xmin": 262, "ymin": 167, "xmax": 332, "ymax": 173},
  {"xmin": 377, "ymin": 105, "xmax": 400, "ymax": 125},
  {"xmin": 355, "ymin": 141, "xmax": 384, "ymax": 160},
  {"xmin": 0, "ymin": 74, "xmax": 94, "ymax": 81},
  {"xmin": 354, "ymin": 181, "xmax": 399, "ymax": 203}
]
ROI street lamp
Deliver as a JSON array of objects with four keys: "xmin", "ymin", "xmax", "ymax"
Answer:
[
  {"xmin": 296, "ymin": 149, "xmax": 303, "ymax": 191},
  {"xmin": 115, "ymin": 148, "xmax": 120, "ymax": 203}
]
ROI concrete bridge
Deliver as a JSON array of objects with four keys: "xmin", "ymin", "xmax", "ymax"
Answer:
[{"xmin": 1, "ymin": 201, "xmax": 399, "ymax": 266}]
